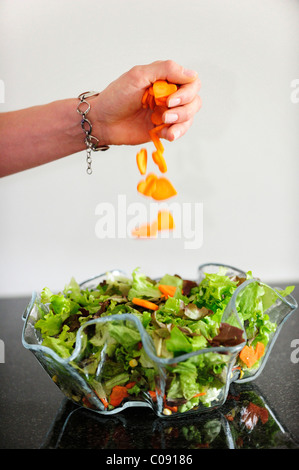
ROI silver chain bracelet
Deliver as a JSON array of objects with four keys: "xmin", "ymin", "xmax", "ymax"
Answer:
[{"xmin": 77, "ymin": 91, "xmax": 109, "ymax": 174}]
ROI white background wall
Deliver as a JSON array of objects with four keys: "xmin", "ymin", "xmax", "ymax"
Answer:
[{"xmin": 0, "ymin": 0, "xmax": 298, "ymax": 297}]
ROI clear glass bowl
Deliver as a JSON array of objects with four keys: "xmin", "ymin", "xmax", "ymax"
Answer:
[{"xmin": 22, "ymin": 263, "xmax": 297, "ymax": 418}]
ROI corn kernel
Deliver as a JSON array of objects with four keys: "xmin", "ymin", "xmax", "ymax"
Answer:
[
  {"xmin": 129, "ymin": 359, "xmax": 138, "ymax": 368},
  {"xmin": 163, "ymin": 408, "xmax": 172, "ymax": 416}
]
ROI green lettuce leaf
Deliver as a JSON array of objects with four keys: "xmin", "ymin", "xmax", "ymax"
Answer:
[{"xmin": 127, "ymin": 268, "xmax": 161, "ymax": 301}]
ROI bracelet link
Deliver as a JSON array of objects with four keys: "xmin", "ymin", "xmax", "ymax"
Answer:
[{"xmin": 77, "ymin": 91, "xmax": 109, "ymax": 174}]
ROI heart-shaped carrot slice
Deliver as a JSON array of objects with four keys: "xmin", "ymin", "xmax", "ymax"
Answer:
[{"xmin": 153, "ymin": 80, "xmax": 178, "ymax": 99}]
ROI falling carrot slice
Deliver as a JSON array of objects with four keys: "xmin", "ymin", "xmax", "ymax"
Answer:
[
  {"xmin": 137, "ymin": 173, "xmax": 158, "ymax": 197},
  {"xmin": 132, "ymin": 220, "xmax": 158, "ymax": 238},
  {"xmin": 151, "ymin": 177, "xmax": 177, "ymax": 201},
  {"xmin": 136, "ymin": 148, "xmax": 147, "ymax": 175},
  {"xmin": 157, "ymin": 210, "xmax": 175, "ymax": 230},
  {"xmin": 137, "ymin": 180, "xmax": 147, "ymax": 194},
  {"xmin": 149, "ymin": 129, "xmax": 164, "ymax": 154},
  {"xmin": 152, "ymin": 151, "xmax": 167, "ymax": 173}
]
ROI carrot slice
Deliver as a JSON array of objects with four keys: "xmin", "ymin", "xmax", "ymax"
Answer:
[
  {"xmin": 137, "ymin": 173, "xmax": 158, "ymax": 197},
  {"xmin": 151, "ymin": 123, "xmax": 168, "ymax": 134},
  {"xmin": 109, "ymin": 385, "xmax": 129, "ymax": 407},
  {"xmin": 125, "ymin": 382, "xmax": 136, "ymax": 389},
  {"xmin": 151, "ymin": 106, "xmax": 167, "ymax": 125},
  {"xmin": 131, "ymin": 221, "xmax": 158, "ymax": 238},
  {"xmin": 136, "ymin": 148, "xmax": 147, "ymax": 175},
  {"xmin": 157, "ymin": 210, "xmax": 175, "ymax": 230},
  {"xmin": 239, "ymin": 342, "xmax": 265, "ymax": 368},
  {"xmin": 158, "ymin": 284, "xmax": 177, "ymax": 298},
  {"xmin": 148, "ymin": 390, "xmax": 157, "ymax": 402},
  {"xmin": 152, "ymin": 151, "xmax": 167, "ymax": 173},
  {"xmin": 142, "ymin": 89, "xmax": 149, "ymax": 107},
  {"xmin": 143, "ymin": 176, "xmax": 157, "ymax": 197},
  {"xmin": 149, "ymin": 129, "xmax": 164, "ymax": 154},
  {"xmin": 137, "ymin": 180, "xmax": 147, "ymax": 195},
  {"xmin": 132, "ymin": 297, "xmax": 159, "ymax": 310},
  {"xmin": 151, "ymin": 177, "xmax": 177, "ymax": 200},
  {"xmin": 153, "ymin": 80, "xmax": 178, "ymax": 100},
  {"xmin": 255, "ymin": 341, "xmax": 265, "ymax": 360},
  {"xmin": 193, "ymin": 392, "xmax": 207, "ymax": 398},
  {"xmin": 100, "ymin": 397, "xmax": 109, "ymax": 408}
]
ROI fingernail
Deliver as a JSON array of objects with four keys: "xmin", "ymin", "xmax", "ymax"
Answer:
[
  {"xmin": 183, "ymin": 68, "xmax": 198, "ymax": 78},
  {"xmin": 172, "ymin": 129, "xmax": 181, "ymax": 140},
  {"xmin": 164, "ymin": 113, "xmax": 178, "ymax": 124},
  {"xmin": 168, "ymin": 97, "xmax": 181, "ymax": 108}
]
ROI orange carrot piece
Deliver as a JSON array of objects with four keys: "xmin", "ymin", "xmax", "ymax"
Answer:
[
  {"xmin": 239, "ymin": 342, "xmax": 265, "ymax": 368},
  {"xmin": 132, "ymin": 297, "xmax": 159, "ymax": 310},
  {"xmin": 137, "ymin": 180, "xmax": 147, "ymax": 194},
  {"xmin": 148, "ymin": 94, "xmax": 155, "ymax": 110},
  {"xmin": 131, "ymin": 221, "xmax": 158, "ymax": 238},
  {"xmin": 158, "ymin": 284, "xmax": 177, "ymax": 298},
  {"xmin": 151, "ymin": 177, "xmax": 177, "ymax": 201},
  {"xmin": 151, "ymin": 106, "xmax": 166, "ymax": 125},
  {"xmin": 100, "ymin": 397, "xmax": 109, "ymax": 408},
  {"xmin": 148, "ymin": 390, "xmax": 157, "ymax": 401},
  {"xmin": 239, "ymin": 345, "xmax": 256, "ymax": 368},
  {"xmin": 137, "ymin": 173, "xmax": 158, "ymax": 197},
  {"xmin": 125, "ymin": 382, "xmax": 136, "ymax": 389},
  {"xmin": 193, "ymin": 392, "xmax": 207, "ymax": 398},
  {"xmin": 255, "ymin": 341, "xmax": 265, "ymax": 360},
  {"xmin": 142, "ymin": 89, "xmax": 149, "ymax": 107},
  {"xmin": 136, "ymin": 148, "xmax": 147, "ymax": 175},
  {"xmin": 155, "ymin": 97, "xmax": 168, "ymax": 106},
  {"xmin": 143, "ymin": 177, "xmax": 157, "ymax": 197},
  {"xmin": 152, "ymin": 151, "xmax": 167, "ymax": 173},
  {"xmin": 153, "ymin": 80, "xmax": 178, "ymax": 99},
  {"xmin": 151, "ymin": 123, "xmax": 168, "ymax": 134},
  {"xmin": 149, "ymin": 129, "xmax": 164, "ymax": 153},
  {"xmin": 109, "ymin": 385, "xmax": 129, "ymax": 407},
  {"xmin": 157, "ymin": 210, "xmax": 175, "ymax": 230}
]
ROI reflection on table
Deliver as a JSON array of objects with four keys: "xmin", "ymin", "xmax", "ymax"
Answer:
[{"xmin": 42, "ymin": 382, "xmax": 298, "ymax": 449}]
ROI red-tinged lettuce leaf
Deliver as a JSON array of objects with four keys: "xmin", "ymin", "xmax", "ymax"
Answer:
[{"xmin": 209, "ymin": 322, "xmax": 245, "ymax": 347}]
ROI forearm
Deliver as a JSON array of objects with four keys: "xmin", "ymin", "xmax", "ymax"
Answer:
[{"xmin": 0, "ymin": 98, "xmax": 86, "ymax": 177}]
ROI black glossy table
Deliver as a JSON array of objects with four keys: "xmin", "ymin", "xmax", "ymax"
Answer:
[{"xmin": 1, "ymin": 284, "xmax": 299, "ymax": 450}]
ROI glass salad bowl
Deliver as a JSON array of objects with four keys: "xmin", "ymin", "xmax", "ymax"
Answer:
[{"xmin": 22, "ymin": 263, "xmax": 297, "ymax": 418}]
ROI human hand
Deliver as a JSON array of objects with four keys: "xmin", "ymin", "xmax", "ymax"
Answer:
[{"xmin": 90, "ymin": 60, "xmax": 201, "ymax": 146}]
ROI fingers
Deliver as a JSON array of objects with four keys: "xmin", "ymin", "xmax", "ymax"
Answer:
[
  {"xmin": 130, "ymin": 59, "xmax": 199, "ymax": 89},
  {"xmin": 161, "ymin": 81, "xmax": 202, "ymax": 141},
  {"xmin": 163, "ymin": 94, "xmax": 202, "ymax": 125},
  {"xmin": 160, "ymin": 118, "xmax": 194, "ymax": 142},
  {"xmin": 167, "ymin": 77, "xmax": 201, "ymax": 107}
]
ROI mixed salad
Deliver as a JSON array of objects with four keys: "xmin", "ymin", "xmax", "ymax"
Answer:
[{"xmin": 33, "ymin": 267, "xmax": 294, "ymax": 414}]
